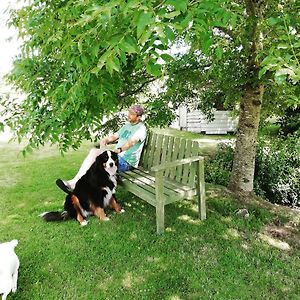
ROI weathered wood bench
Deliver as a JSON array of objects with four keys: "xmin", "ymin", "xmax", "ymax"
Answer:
[{"xmin": 119, "ymin": 131, "xmax": 206, "ymax": 233}]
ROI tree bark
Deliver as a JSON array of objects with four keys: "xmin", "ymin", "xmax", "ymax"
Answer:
[
  {"xmin": 229, "ymin": 84, "xmax": 264, "ymax": 195},
  {"xmin": 229, "ymin": 0, "xmax": 266, "ymax": 197}
]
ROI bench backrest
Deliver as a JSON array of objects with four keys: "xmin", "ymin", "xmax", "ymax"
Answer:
[{"xmin": 140, "ymin": 131, "xmax": 200, "ymax": 188}]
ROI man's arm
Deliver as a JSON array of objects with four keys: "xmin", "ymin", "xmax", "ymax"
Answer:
[
  {"xmin": 115, "ymin": 137, "xmax": 138, "ymax": 153},
  {"xmin": 99, "ymin": 133, "xmax": 119, "ymax": 147}
]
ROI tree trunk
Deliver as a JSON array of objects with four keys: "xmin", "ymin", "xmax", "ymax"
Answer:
[
  {"xmin": 229, "ymin": 0, "xmax": 266, "ymax": 197},
  {"xmin": 229, "ymin": 84, "xmax": 264, "ymax": 196}
]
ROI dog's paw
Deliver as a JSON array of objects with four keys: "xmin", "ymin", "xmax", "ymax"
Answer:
[
  {"xmin": 12, "ymin": 287, "xmax": 17, "ymax": 293},
  {"xmin": 102, "ymin": 217, "xmax": 110, "ymax": 221},
  {"xmin": 80, "ymin": 220, "xmax": 88, "ymax": 226}
]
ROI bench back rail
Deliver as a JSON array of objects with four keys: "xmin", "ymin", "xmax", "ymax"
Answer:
[{"xmin": 140, "ymin": 132, "xmax": 200, "ymax": 188}]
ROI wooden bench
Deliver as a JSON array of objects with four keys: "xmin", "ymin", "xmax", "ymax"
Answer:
[{"xmin": 119, "ymin": 131, "xmax": 206, "ymax": 233}]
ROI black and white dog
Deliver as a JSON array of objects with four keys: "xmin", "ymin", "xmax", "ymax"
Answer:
[
  {"xmin": 0, "ymin": 240, "xmax": 19, "ymax": 300},
  {"xmin": 41, "ymin": 150, "xmax": 123, "ymax": 226}
]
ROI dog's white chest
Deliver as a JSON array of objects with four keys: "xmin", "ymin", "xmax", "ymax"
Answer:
[
  {"xmin": 102, "ymin": 175, "xmax": 117, "ymax": 207},
  {"xmin": 103, "ymin": 187, "xmax": 113, "ymax": 207}
]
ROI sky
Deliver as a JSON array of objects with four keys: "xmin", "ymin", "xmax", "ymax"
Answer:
[
  {"xmin": 0, "ymin": 0, "xmax": 23, "ymax": 76},
  {"xmin": 0, "ymin": 1, "xmax": 25, "ymax": 141}
]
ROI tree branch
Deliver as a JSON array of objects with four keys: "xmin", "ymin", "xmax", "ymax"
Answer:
[{"xmin": 119, "ymin": 76, "xmax": 157, "ymax": 98}]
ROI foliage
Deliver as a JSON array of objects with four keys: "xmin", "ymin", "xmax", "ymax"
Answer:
[
  {"xmin": 277, "ymin": 107, "xmax": 300, "ymax": 136},
  {"xmin": 255, "ymin": 135, "xmax": 300, "ymax": 207},
  {"xmin": 205, "ymin": 143, "xmax": 234, "ymax": 186},
  {"xmin": 205, "ymin": 136, "xmax": 300, "ymax": 208},
  {"xmin": 2, "ymin": 0, "xmax": 191, "ymax": 151},
  {"xmin": 1, "ymin": 0, "xmax": 299, "ymax": 153}
]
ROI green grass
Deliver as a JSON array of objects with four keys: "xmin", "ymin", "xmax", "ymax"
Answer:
[{"xmin": 0, "ymin": 140, "xmax": 299, "ymax": 300}]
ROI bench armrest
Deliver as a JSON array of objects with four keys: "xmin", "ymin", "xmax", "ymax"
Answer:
[{"xmin": 150, "ymin": 156, "xmax": 204, "ymax": 172}]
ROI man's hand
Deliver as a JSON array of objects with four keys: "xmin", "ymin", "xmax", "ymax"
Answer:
[
  {"xmin": 99, "ymin": 138, "xmax": 107, "ymax": 147},
  {"xmin": 99, "ymin": 133, "xmax": 119, "ymax": 148}
]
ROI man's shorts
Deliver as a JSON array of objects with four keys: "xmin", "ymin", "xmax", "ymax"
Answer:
[{"xmin": 118, "ymin": 156, "xmax": 133, "ymax": 173}]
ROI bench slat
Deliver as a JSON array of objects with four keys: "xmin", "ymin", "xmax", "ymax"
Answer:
[
  {"xmin": 146, "ymin": 132, "xmax": 157, "ymax": 169},
  {"xmin": 164, "ymin": 135, "xmax": 174, "ymax": 178},
  {"xmin": 131, "ymin": 168, "xmax": 196, "ymax": 193},
  {"xmin": 121, "ymin": 180, "xmax": 157, "ymax": 206},
  {"xmin": 140, "ymin": 133, "xmax": 151, "ymax": 167},
  {"xmin": 175, "ymin": 138, "xmax": 186, "ymax": 182},
  {"xmin": 153, "ymin": 135, "xmax": 164, "ymax": 166},
  {"xmin": 160, "ymin": 135, "xmax": 169, "ymax": 165},
  {"xmin": 120, "ymin": 169, "xmax": 196, "ymax": 202},
  {"xmin": 188, "ymin": 141, "xmax": 199, "ymax": 187},
  {"xmin": 169, "ymin": 137, "xmax": 180, "ymax": 180},
  {"xmin": 182, "ymin": 139, "xmax": 192, "ymax": 184}
]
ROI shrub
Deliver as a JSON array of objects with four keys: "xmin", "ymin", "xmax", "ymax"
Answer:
[
  {"xmin": 277, "ymin": 107, "xmax": 300, "ymax": 136},
  {"xmin": 205, "ymin": 135, "xmax": 300, "ymax": 207},
  {"xmin": 204, "ymin": 143, "xmax": 234, "ymax": 186},
  {"xmin": 254, "ymin": 135, "xmax": 300, "ymax": 207}
]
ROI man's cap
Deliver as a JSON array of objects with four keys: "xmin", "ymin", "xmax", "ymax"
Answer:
[{"xmin": 129, "ymin": 104, "xmax": 145, "ymax": 116}]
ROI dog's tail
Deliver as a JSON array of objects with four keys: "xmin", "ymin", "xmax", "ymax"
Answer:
[{"xmin": 40, "ymin": 211, "xmax": 70, "ymax": 222}]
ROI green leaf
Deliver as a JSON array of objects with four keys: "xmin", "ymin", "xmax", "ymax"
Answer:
[
  {"xmin": 160, "ymin": 53, "xmax": 173, "ymax": 62},
  {"xmin": 146, "ymin": 61, "xmax": 161, "ymax": 77},
  {"xmin": 231, "ymin": 13, "xmax": 237, "ymax": 28},
  {"xmin": 119, "ymin": 51, "xmax": 127, "ymax": 65},
  {"xmin": 78, "ymin": 40, "xmax": 83, "ymax": 53},
  {"xmin": 139, "ymin": 29, "xmax": 152, "ymax": 45},
  {"xmin": 81, "ymin": 55, "xmax": 88, "ymax": 66},
  {"xmin": 164, "ymin": 26, "xmax": 176, "ymax": 42},
  {"xmin": 92, "ymin": 44, "xmax": 99, "ymax": 58},
  {"xmin": 106, "ymin": 56, "xmax": 120, "ymax": 75},
  {"xmin": 97, "ymin": 50, "xmax": 112, "ymax": 70},
  {"xmin": 215, "ymin": 47, "xmax": 223, "ymax": 59},
  {"xmin": 268, "ymin": 17, "xmax": 281, "ymax": 26},
  {"xmin": 163, "ymin": 11, "xmax": 181, "ymax": 19},
  {"xmin": 119, "ymin": 36, "xmax": 139, "ymax": 54},
  {"xmin": 137, "ymin": 12, "xmax": 153, "ymax": 39},
  {"xmin": 180, "ymin": 11, "xmax": 193, "ymax": 29},
  {"xmin": 165, "ymin": 0, "xmax": 188, "ymax": 12},
  {"xmin": 202, "ymin": 35, "xmax": 213, "ymax": 54},
  {"xmin": 258, "ymin": 67, "xmax": 267, "ymax": 79}
]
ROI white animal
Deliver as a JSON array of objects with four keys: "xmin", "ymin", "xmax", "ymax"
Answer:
[{"xmin": 0, "ymin": 240, "xmax": 19, "ymax": 300}]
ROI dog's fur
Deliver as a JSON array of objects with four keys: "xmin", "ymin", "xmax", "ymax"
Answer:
[
  {"xmin": 0, "ymin": 240, "xmax": 19, "ymax": 300},
  {"xmin": 41, "ymin": 150, "xmax": 123, "ymax": 226}
]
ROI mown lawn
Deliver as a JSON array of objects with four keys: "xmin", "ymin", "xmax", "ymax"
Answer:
[{"xmin": 0, "ymin": 139, "xmax": 299, "ymax": 300}]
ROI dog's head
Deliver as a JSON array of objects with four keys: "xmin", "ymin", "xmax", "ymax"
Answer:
[{"xmin": 96, "ymin": 150, "xmax": 118, "ymax": 176}]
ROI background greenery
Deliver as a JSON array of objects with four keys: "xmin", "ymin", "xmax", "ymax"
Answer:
[
  {"xmin": 204, "ymin": 130, "xmax": 300, "ymax": 208},
  {"xmin": 1, "ymin": 135, "xmax": 299, "ymax": 300}
]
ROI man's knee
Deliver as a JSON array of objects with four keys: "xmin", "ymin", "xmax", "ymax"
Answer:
[{"xmin": 89, "ymin": 148, "xmax": 102, "ymax": 158}]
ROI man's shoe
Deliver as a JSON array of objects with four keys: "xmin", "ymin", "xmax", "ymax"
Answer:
[{"xmin": 56, "ymin": 179, "xmax": 73, "ymax": 194}]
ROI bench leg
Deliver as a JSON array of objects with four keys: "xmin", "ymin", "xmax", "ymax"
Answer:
[
  {"xmin": 155, "ymin": 170, "xmax": 165, "ymax": 234},
  {"xmin": 156, "ymin": 202, "xmax": 165, "ymax": 234},
  {"xmin": 196, "ymin": 159, "xmax": 206, "ymax": 220}
]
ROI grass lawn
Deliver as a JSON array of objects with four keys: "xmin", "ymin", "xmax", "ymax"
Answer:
[{"xmin": 0, "ymin": 137, "xmax": 299, "ymax": 300}]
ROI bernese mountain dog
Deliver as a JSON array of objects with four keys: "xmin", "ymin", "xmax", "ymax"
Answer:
[{"xmin": 41, "ymin": 150, "xmax": 123, "ymax": 226}]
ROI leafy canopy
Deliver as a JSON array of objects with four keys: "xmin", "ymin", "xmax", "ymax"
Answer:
[{"xmin": 1, "ymin": 0, "xmax": 299, "ymax": 153}]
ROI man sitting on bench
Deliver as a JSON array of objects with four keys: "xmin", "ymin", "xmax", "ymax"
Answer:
[{"xmin": 56, "ymin": 104, "xmax": 147, "ymax": 193}]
